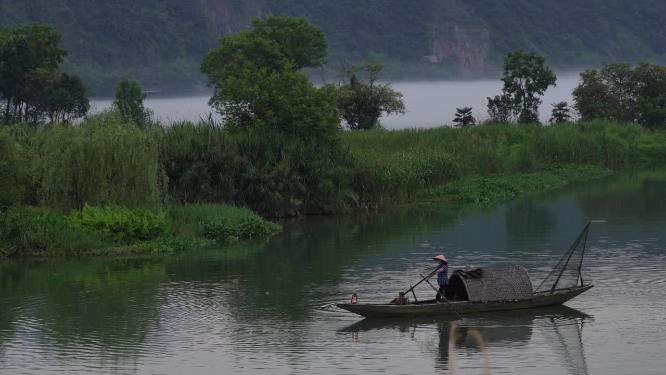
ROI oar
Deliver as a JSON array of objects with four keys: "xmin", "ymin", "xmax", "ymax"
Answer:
[{"xmin": 401, "ymin": 263, "xmax": 445, "ymax": 299}]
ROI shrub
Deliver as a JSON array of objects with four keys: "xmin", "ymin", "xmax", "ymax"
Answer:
[
  {"xmin": 160, "ymin": 121, "xmax": 235, "ymax": 203},
  {"xmin": 33, "ymin": 114, "xmax": 163, "ymax": 209},
  {"xmin": 0, "ymin": 130, "xmax": 25, "ymax": 209},
  {"xmin": 68, "ymin": 205, "xmax": 169, "ymax": 244},
  {"xmin": 170, "ymin": 203, "xmax": 281, "ymax": 243},
  {"xmin": 0, "ymin": 207, "xmax": 103, "ymax": 257}
]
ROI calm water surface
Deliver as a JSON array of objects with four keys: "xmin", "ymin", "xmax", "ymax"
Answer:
[
  {"xmin": 90, "ymin": 76, "xmax": 579, "ymax": 128},
  {"xmin": 2, "ymin": 172, "xmax": 666, "ymax": 374}
]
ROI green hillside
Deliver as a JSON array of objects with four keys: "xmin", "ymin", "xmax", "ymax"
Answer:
[{"xmin": 2, "ymin": 0, "xmax": 664, "ymax": 94}]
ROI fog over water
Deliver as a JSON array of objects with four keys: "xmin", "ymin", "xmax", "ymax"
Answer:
[
  {"xmin": 91, "ymin": 75, "xmax": 580, "ymax": 129},
  {"xmin": 386, "ymin": 75, "xmax": 579, "ymax": 129}
]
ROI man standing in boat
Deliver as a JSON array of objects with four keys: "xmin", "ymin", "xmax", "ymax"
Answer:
[{"xmin": 433, "ymin": 254, "xmax": 448, "ymax": 302}]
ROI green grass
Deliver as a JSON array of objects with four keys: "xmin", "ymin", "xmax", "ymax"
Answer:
[
  {"xmin": 343, "ymin": 121, "xmax": 666, "ymax": 205},
  {"xmin": 423, "ymin": 165, "xmax": 612, "ymax": 205},
  {"xmin": 0, "ymin": 204, "xmax": 282, "ymax": 259},
  {"xmin": 0, "ymin": 207, "xmax": 105, "ymax": 257},
  {"xmin": 170, "ymin": 203, "xmax": 282, "ymax": 243},
  {"xmin": 3, "ymin": 118, "xmax": 666, "ymax": 258},
  {"xmin": 68, "ymin": 205, "xmax": 169, "ymax": 244}
]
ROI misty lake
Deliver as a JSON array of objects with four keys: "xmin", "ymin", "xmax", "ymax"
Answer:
[
  {"xmin": 90, "ymin": 75, "xmax": 580, "ymax": 128},
  {"xmin": 2, "ymin": 171, "xmax": 666, "ymax": 374}
]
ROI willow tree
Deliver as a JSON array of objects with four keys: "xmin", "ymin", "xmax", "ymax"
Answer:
[{"xmin": 37, "ymin": 117, "xmax": 162, "ymax": 210}]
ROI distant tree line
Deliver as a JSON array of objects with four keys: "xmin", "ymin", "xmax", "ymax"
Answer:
[{"xmin": 450, "ymin": 50, "xmax": 666, "ymax": 130}]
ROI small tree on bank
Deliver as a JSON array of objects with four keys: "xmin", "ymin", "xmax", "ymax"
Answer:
[
  {"xmin": 336, "ymin": 61, "xmax": 406, "ymax": 130},
  {"xmin": 550, "ymin": 101, "xmax": 572, "ymax": 124},
  {"xmin": 453, "ymin": 107, "xmax": 475, "ymax": 127},
  {"xmin": 487, "ymin": 94, "xmax": 515, "ymax": 123},
  {"xmin": 487, "ymin": 50, "xmax": 556, "ymax": 124},
  {"xmin": 113, "ymin": 76, "xmax": 150, "ymax": 127}
]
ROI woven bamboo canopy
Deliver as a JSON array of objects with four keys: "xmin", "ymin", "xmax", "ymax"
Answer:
[{"xmin": 448, "ymin": 265, "xmax": 533, "ymax": 302}]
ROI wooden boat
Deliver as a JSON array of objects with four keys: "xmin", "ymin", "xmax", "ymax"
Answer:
[
  {"xmin": 338, "ymin": 223, "xmax": 595, "ymax": 318},
  {"xmin": 337, "ymin": 284, "xmax": 592, "ymax": 318}
]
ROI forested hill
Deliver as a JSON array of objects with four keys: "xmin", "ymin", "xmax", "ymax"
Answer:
[{"xmin": 2, "ymin": 0, "xmax": 665, "ymax": 94}]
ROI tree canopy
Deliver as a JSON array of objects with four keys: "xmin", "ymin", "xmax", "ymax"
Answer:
[
  {"xmin": 200, "ymin": 16, "xmax": 348, "ymax": 216},
  {"xmin": 486, "ymin": 51, "xmax": 556, "ymax": 124},
  {"xmin": 501, "ymin": 51, "xmax": 556, "ymax": 124},
  {"xmin": 573, "ymin": 63, "xmax": 666, "ymax": 129},
  {"xmin": 335, "ymin": 61, "xmax": 405, "ymax": 130},
  {"xmin": 0, "ymin": 23, "xmax": 88, "ymax": 124},
  {"xmin": 201, "ymin": 16, "xmax": 331, "ymax": 130},
  {"xmin": 114, "ymin": 76, "xmax": 150, "ymax": 127}
]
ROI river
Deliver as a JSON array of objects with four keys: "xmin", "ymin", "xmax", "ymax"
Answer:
[
  {"xmin": 1, "ymin": 171, "xmax": 666, "ymax": 374},
  {"xmin": 90, "ymin": 76, "xmax": 580, "ymax": 129}
]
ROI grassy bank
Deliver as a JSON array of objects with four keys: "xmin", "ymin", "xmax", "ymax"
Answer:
[
  {"xmin": 2, "ymin": 118, "xmax": 666, "ymax": 258},
  {"xmin": 422, "ymin": 165, "xmax": 612, "ymax": 205},
  {"xmin": 344, "ymin": 121, "xmax": 666, "ymax": 206},
  {"xmin": 0, "ymin": 204, "xmax": 281, "ymax": 258}
]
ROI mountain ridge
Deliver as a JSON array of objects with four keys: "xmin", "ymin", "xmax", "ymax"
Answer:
[{"xmin": 1, "ymin": 0, "xmax": 664, "ymax": 94}]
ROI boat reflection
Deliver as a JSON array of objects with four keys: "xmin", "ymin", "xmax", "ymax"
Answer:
[{"xmin": 340, "ymin": 305, "xmax": 592, "ymax": 375}]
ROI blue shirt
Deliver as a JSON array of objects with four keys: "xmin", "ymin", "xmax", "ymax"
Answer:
[{"xmin": 437, "ymin": 264, "xmax": 448, "ymax": 287}]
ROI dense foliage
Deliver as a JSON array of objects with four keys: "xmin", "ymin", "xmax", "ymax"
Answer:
[
  {"xmin": 335, "ymin": 61, "xmax": 405, "ymax": 130},
  {"xmin": 0, "ymin": 203, "xmax": 281, "ymax": 257},
  {"xmin": 114, "ymin": 76, "xmax": 151, "ymax": 127},
  {"xmin": 3, "ymin": 113, "xmax": 666, "ymax": 257},
  {"xmin": 3, "ymin": 15, "xmax": 666, "ymax": 259},
  {"xmin": 68, "ymin": 205, "xmax": 169, "ymax": 244},
  {"xmin": 0, "ymin": 130, "xmax": 24, "ymax": 209},
  {"xmin": 573, "ymin": 63, "xmax": 666, "ymax": 129},
  {"xmin": 31, "ymin": 115, "xmax": 163, "ymax": 210},
  {"xmin": 342, "ymin": 121, "xmax": 666, "ymax": 204},
  {"xmin": 0, "ymin": 206, "xmax": 102, "ymax": 257},
  {"xmin": 0, "ymin": 24, "xmax": 88, "ymax": 124},
  {"xmin": 200, "ymin": 16, "xmax": 353, "ymax": 216},
  {"xmin": 2, "ymin": 1, "xmax": 665, "ymax": 93},
  {"xmin": 170, "ymin": 203, "xmax": 281, "ymax": 243}
]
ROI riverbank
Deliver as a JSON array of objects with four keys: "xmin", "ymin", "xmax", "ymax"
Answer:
[
  {"xmin": 0, "ymin": 204, "xmax": 281, "ymax": 258},
  {"xmin": 344, "ymin": 121, "xmax": 666, "ymax": 207},
  {"xmin": 422, "ymin": 165, "xmax": 613, "ymax": 206},
  {"xmin": 2, "ymin": 118, "xmax": 665, "ymax": 258}
]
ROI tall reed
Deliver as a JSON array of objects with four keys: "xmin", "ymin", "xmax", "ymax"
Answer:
[
  {"xmin": 343, "ymin": 121, "xmax": 666, "ymax": 205},
  {"xmin": 32, "ymin": 113, "xmax": 163, "ymax": 210}
]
